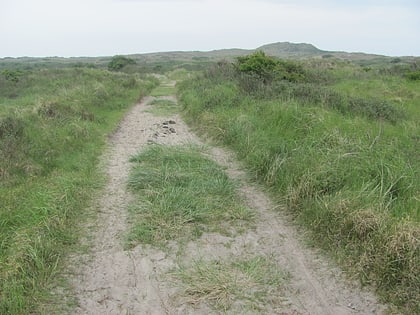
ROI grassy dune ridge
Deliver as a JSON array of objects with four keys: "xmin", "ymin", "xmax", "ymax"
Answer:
[
  {"xmin": 0, "ymin": 67, "xmax": 158, "ymax": 314},
  {"xmin": 178, "ymin": 58, "xmax": 419, "ymax": 313}
]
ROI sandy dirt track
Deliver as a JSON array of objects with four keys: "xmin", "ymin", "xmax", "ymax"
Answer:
[{"xmin": 68, "ymin": 89, "xmax": 387, "ymax": 315}]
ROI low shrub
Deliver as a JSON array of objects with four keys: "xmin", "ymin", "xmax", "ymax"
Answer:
[
  {"xmin": 108, "ymin": 55, "xmax": 136, "ymax": 71},
  {"xmin": 236, "ymin": 51, "xmax": 306, "ymax": 83},
  {"xmin": 405, "ymin": 70, "xmax": 420, "ymax": 81},
  {"xmin": 1, "ymin": 69, "xmax": 22, "ymax": 83}
]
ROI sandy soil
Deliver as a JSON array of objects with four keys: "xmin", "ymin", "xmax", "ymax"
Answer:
[{"xmin": 67, "ymin": 87, "xmax": 387, "ymax": 314}]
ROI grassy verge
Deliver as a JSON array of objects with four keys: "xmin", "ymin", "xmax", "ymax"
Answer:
[
  {"xmin": 126, "ymin": 145, "xmax": 253, "ymax": 248},
  {"xmin": 0, "ymin": 67, "xmax": 158, "ymax": 314},
  {"xmin": 171, "ymin": 255, "xmax": 288, "ymax": 313},
  {"xmin": 178, "ymin": 60, "xmax": 419, "ymax": 313}
]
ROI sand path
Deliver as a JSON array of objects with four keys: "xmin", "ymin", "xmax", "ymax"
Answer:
[{"xmin": 68, "ymin": 83, "xmax": 386, "ymax": 314}]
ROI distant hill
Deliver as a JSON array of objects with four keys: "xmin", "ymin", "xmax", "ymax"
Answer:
[
  {"xmin": 1, "ymin": 42, "xmax": 419, "ymax": 70},
  {"xmin": 256, "ymin": 42, "xmax": 326, "ymax": 57},
  {"xmin": 134, "ymin": 42, "xmax": 327, "ymax": 61},
  {"xmin": 133, "ymin": 42, "xmax": 398, "ymax": 62}
]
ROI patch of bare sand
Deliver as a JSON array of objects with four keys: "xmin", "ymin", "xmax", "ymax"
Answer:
[{"xmin": 68, "ymin": 90, "xmax": 387, "ymax": 314}]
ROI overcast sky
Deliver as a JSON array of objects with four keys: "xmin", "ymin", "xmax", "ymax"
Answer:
[{"xmin": 1, "ymin": 0, "xmax": 419, "ymax": 57}]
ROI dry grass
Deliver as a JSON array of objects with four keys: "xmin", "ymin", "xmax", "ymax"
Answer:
[{"xmin": 171, "ymin": 255, "xmax": 289, "ymax": 312}]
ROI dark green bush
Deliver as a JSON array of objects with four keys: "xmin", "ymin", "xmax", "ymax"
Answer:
[
  {"xmin": 237, "ymin": 51, "xmax": 279, "ymax": 83},
  {"xmin": 108, "ymin": 55, "xmax": 136, "ymax": 71},
  {"xmin": 405, "ymin": 70, "xmax": 420, "ymax": 81},
  {"xmin": 236, "ymin": 51, "xmax": 306, "ymax": 84},
  {"xmin": 1, "ymin": 69, "xmax": 22, "ymax": 83}
]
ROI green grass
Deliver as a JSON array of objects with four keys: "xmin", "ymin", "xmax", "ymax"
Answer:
[
  {"xmin": 126, "ymin": 145, "xmax": 253, "ymax": 248},
  {"xmin": 146, "ymin": 98, "xmax": 180, "ymax": 116},
  {"xmin": 178, "ymin": 61, "xmax": 419, "ymax": 313},
  {"xmin": 0, "ymin": 67, "xmax": 158, "ymax": 314},
  {"xmin": 171, "ymin": 255, "xmax": 288, "ymax": 312},
  {"xmin": 150, "ymin": 84, "xmax": 176, "ymax": 97},
  {"xmin": 167, "ymin": 68, "xmax": 191, "ymax": 81}
]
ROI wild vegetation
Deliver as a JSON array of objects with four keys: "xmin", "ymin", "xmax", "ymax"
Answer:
[
  {"xmin": 178, "ymin": 52, "xmax": 419, "ymax": 313},
  {"xmin": 0, "ymin": 66, "xmax": 158, "ymax": 314},
  {"xmin": 1, "ymin": 44, "xmax": 418, "ymax": 313}
]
